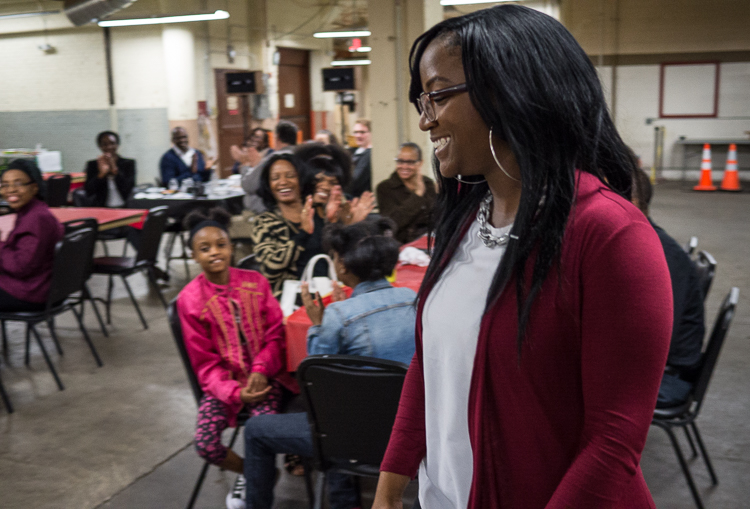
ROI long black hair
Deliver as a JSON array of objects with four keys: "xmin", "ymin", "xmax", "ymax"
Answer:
[{"xmin": 412, "ymin": 5, "xmax": 637, "ymax": 354}]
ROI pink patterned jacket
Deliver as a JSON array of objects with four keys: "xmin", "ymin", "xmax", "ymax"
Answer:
[{"xmin": 177, "ymin": 268, "xmax": 297, "ymax": 425}]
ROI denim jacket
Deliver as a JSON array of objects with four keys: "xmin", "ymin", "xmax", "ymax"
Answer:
[{"xmin": 306, "ymin": 279, "xmax": 416, "ymax": 365}]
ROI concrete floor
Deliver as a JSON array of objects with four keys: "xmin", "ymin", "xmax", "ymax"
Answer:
[{"xmin": 0, "ymin": 181, "xmax": 748, "ymax": 509}]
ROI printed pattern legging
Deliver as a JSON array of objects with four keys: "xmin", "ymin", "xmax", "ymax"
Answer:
[{"xmin": 194, "ymin": 379, "xmax": 284, "ymax": 465}]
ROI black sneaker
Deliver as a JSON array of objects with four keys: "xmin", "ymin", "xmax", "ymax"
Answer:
[{"xmin": 225, "ymin": 474, "xmax": 246, "ymax": 509}]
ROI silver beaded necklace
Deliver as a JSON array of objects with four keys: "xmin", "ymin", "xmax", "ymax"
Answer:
[{"xmin": 476, "ymin": 191, "xmax": 517, "ymax": 248}]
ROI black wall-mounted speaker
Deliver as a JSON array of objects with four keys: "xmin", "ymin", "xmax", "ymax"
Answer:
[
  {"xmin": 322, "ymin": 67, "xmax": 355, "ymax": 91},
  {"xmin": 226, "ymin": 72, "xmax": 260, "ymax": 94}
]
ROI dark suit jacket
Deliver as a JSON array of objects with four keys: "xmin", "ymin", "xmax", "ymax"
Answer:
[
  {"xmin": 346, "ymin": 147, "xmax": 371, "ymax": 197},
  {"xmin": 84, "ymin": 157, "xmax": 136, "ymax": 207},
  {"xmin": 159, "ymin": 148, "xmax": 210, "ymax": 184}
]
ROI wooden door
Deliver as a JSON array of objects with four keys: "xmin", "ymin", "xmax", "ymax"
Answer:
[
  {"xmin": 215, "ymin": 68, "xmax": 252, "ymax": 177},
  {"xmin": 277, "ymin": 48, "xmax": 311, "ymax": 140}
]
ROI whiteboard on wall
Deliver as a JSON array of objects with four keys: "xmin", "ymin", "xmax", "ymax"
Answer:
[{"xmin": 659, "ymin": 62, "xmax": 719, "ymax": 118}]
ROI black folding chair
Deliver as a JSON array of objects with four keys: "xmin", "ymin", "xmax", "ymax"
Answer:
[
  {"xmin": 0, "ymin": 227, "xmax": 104, "ymax": 394},
  {"xmin": 45, "ymin": 174, "xmax": 71, "ymax": 207},
  {"xmin": 63, "ymin": 218, "xmax": 109, "ymax": 337},
  {"xmin": 92, "ymin": 206, "xmax": 169, "ymax": 329},
  {"xmin": 652, "ymin": 287, "xmax": 740, "ymax": 509},
  {"xmin": 235, "ymin": 253, "xmax": 261, "ymax": 272},
  {"xmin": 167, "ymin": 298, "xmax": 248, "ymax": 509},
  {"xmin": 297, "ymin": 354, "xmax": 408, "ymax": 509},
  {"xmin": 693, "ymin": 250, "xmax": 717, "ymax": 302},
  {"xmin": 683, "ymin": 236, "xmax": 699, "ymax": 256}
]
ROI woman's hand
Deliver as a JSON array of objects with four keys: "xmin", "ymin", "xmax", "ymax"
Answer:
[
  {"xmin": 326, "ymin": 185, "xmax": 344, "ymax": 222},
  {"xmin": 372, "ymin": 472, "xmax": 411, "ymax": 509},
  {"xmin": 330, "ymin": 281, "xmax": 347, "ymax": 303},
  {"xmin": 301, "ymin": 282, "xmax": 325, "ymax": 326},
  {"xmin": 240, "ymin": 372, "xmax": 271, "ymax": 404},
  {"xmin": 347, "ymin": 191, "xmax": 376, "ymax": 224},
  {"xmin": 301, "ymin": 195, "xmax": 315, "ymax": 234},
  {"xmin": 96, "ymin": 154, "xmax": 111, "ymax": 178}
]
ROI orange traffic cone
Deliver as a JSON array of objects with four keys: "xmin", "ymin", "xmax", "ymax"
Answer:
[
  {"xmin": 720, "ymin": 143, "xmax": 742, "ymax": 192},
  {"xmin": 693, "ymin": 144, "xmax": 717, "ymax": 191}
]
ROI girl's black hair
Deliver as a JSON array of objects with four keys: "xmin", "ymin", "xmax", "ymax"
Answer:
[
  {"xmin": 183, "ymin": 207, "xmax": 232, "ymax": 248},
  {"xmin": 96, "ymin": 130, "xmax": 120, "ymax": 146},
  {"xmin": 255, "ymin": 152, "xmax": 309, "ymax": 211},
  {"xmin": 294, "ymin": 142, "xmax": 352, "ymax": 196},
  {"xmin": 410, "ymin": 5, "xmax": 637, "ymax": 355},
  {"xmin": 323, "ymin": 218, "xmax": 400, "ymax": 282}
]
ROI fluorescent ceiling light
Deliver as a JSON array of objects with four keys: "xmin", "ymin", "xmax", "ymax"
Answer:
[
  {"xmin": 314, "ymin": 30, "xmax": 371, "ymax": 38},
  {"xmin": 331, "ymin": 60, "xmax": 371, "ymax": 66},
  {"xmin": 98, "ymin": 9, "xmax": 229, "ymax": 27},
  {"xmin": 356, "ymin": 47, "xmax": 371, "ymax": 52},
  {"xmin": 440, "ymin": 0, "xmax": 514, "ymax": 5}
]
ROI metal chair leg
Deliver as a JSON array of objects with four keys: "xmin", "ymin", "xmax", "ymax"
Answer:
[
  {"xmin": 654, "ymin": 421, "xmax": 705, "ymax": 509},
  {"xmin": 121, "ymin": 275, "xmax": 148, "ymax": 329},
  {"xmin": 179, "ymin": 233, "xmax": 190, "ymax": 278},
  {"xmin": 186, "ymin": 461, "xmax": 210, "ymax": 509},
  {"xmin": 24, "ymin": 325, "xmax": 31, "ymax": 365},
  {"xmin": 30, "ymin": 325, "xmax": 64, "ymax": 391},
  {"xmin": 0, "ymin": 367, "xmax": 13, "ymax": 413},
  {"xmin": 106, "ymin": 274, "xmax": 114, "ymax": 324},
  {"xmin": 691, "ymin": 422, "xmax": 719, "ymax": 485},
  {"xmin": 47, "ymin": 318, "xmax": 64, "ymax": 356},
  {"xmin": 313, "ymin": 471, "xmax": 326, "ymax": 509},
  {"xmin": 84, "ymin": 283, "xmax": 108, "ymax": 337},
  {"xmin": 146, "ymin": 269, "xmax": 168, "ymax": 309},
  {"xmin": 684, "ymin": 426, "xmax": 698, "ymax": 458},
  {"xmin": 303, "ymin": 459, "xmax": 315, "ymax": 509},
  {"xmin": 71, "ymin": 307, "xmax": 102, "ymax": 367},
  {"xmin": 1, "ymin": 320, "xmax": 6, "ymax": 356}
]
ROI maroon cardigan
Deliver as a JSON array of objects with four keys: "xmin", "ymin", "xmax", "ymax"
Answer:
[
  {"xmin": 0, "ymin": 198, "xmax": 64, "ymax": 303},
  {"xmin": 381, "ymin": 171, "xmax": 673, "ymax": 508}
]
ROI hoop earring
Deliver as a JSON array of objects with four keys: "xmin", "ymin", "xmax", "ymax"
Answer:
[
  {"xmin": 489, "ymin": 127, "xmax": 520, "ymax": 183},
  {"xmin": 455, "ymin": 174, "xmax": 487, "ymax": 184}
]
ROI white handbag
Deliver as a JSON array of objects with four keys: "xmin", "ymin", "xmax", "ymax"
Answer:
[{"xmin": 279, "ymin": 254, "xmax": 338, "ymax": 317}]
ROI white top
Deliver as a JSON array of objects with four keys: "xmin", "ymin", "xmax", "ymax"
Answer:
[
  {"xmin": 419, "ymin": 218, "xmax": 511, "ymax": 509},
  {"xmin": 172, "ymin": 146, "xmax": 196, "ymax": 168},
  {"xmin": 105, "ymin": 176, "xmax": 125, "ymax": 208}
]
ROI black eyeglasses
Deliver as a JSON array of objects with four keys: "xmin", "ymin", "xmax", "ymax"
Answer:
[
  {"xmin": 0, "ymin": 181, "xmax": 34, "ymax": 191},
  {"xmin": 417, "ymin": 83, "xmax": 468, "ymax": 122},
  {"xmin": 394, "ymin": 158, "xmax": 420, "ymax": 165}
]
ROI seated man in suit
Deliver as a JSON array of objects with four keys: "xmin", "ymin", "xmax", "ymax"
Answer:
[
  {"xmin": 632, "ymin": 168, "xmax": 705, "ymax": 406},
  {"xmin": 159, "ymin": 126, "xmax": 212, "ymax": 184}
]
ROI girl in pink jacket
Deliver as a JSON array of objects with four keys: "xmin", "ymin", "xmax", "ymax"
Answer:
[{"xmin": 176, "ymin": 209, "xmax": 296, "ymax": 478}]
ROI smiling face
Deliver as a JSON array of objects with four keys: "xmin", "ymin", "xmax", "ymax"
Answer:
[
  {"xmin": 171, "ymin": 128, "xmax": 190, "ymax": 152},
  {"xmin": 312, "ymin": 172, "xmax": 339, "ymax": 205},
  {"xmin": 418, "ymin": 37, "xmax": 497, "ymax": 179},
  {"xmin": 191, "ymin": 227, "xmax": 232, "ymax": 282},
  {"xmin": 0, "ymin": 169, "xmax": 38, "ymax": 210},
  {"xmin": 353, "ymin": 123, "xmax": 371, "ymax": 148},
  {"xmin": 268, "ymin": 159, "xmax": 301, "ymax": 205},
  {"xmin": 98, "ymin": 134, "xmax": 119, "ymax": 156},
  {"xmin": 250, "ymin": 129, "xmax": 268, "ymax": 151},
  {"xmin": 396, "ymin": 146, "xmax": 422, "ymax": 182}
]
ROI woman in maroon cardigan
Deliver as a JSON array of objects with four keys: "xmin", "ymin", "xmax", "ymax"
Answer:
[
  {"xmin": 0, "ymin": 159, "xmax": 64, "ymax": 311},
  {"xmin": 373, "ymin": 6, "xmax": 672, "ymax": 509}
]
